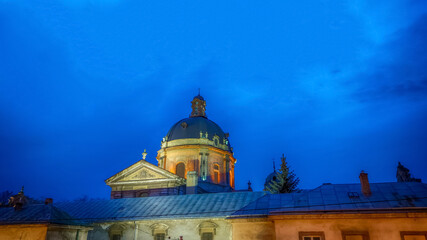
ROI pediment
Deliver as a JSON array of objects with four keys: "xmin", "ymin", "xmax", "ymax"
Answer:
[
  {"xmin": 105, "ymin": 160, "xmax": 183, "ymax": 185},
  {"xmin": 122, "ymin": 168, "xmax": 163, "ymax": 181}
]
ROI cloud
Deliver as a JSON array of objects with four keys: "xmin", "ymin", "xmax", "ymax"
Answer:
[{"xmin": 350, "ymin": 14, "xmax": 427, "ymax": 102}]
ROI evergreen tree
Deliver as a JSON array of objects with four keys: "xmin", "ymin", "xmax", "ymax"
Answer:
[{"xmin": 265, "ymin": 154, "xmax": 300, "ymax": 194}]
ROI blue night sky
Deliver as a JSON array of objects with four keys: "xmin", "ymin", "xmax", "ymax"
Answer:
[{"xmin": 1, "ymin": 0, "xmax": 427, "ymax": 200}]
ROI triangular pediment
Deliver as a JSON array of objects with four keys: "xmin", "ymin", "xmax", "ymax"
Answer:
[
  {"xmin": 122, "ymin": 168, "xmax": 163, "ymax": 181},
  {"xmin": 105, "ymin": 160, "xmax": 184, "ymax": 185}
]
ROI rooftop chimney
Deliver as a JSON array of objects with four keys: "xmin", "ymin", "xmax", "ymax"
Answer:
[
  {"xmin": 14, "ymin": 202, "xmax": 23, "ymax": 211},
  {"xmin": 359, "ymin": 170, "xmax": 371, "ymax": 197},
  {"xmin": 45, "ymin": 198, "xmax": 53, "ymax": 205},
  {"xmin": 186, "ymin": 171, "xmax": 198, "ymax": 194}
]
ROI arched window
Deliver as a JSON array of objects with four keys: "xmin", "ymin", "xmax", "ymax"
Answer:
[
  {"xmin": 198, "ymin": 221, "xmax": 217, "ymax": 240},
  {"xmin": 150, "ymin": 223, "xmax": 169, "ymax": 240},
  {"xmin": 108, "ymin": 224, "xmax": 126, "ymax": 240},
  {"xmin": 213, "ymin": 164, "xmax": 220, "ymax": 184},
  {"xmin": 176, "ymin": 162, "xmax": 186, "ymax": 178}
]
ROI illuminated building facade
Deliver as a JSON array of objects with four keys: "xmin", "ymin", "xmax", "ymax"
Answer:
[{"xmin": 105, "ymin": 95, "xmax": 237, "ymax": 199}]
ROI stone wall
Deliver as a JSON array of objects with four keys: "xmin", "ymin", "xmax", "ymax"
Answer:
[
  {"xmin": 158, "ymin": 145, "xmax": 235, "ymax": 188},
  {"xmin": 231, "ymin": 219, "xmax": 276, "ymax": 240},
  {"xmin": 231, "ymin": 213, "xmax": 427, "ymax": 240},
  {"xmin": 88, "ymin": 218, "xmax": 232, "ymax": 240},
  {"xmin": 0, "ymin": 224, "xmax": 48, "ymax": 240}
]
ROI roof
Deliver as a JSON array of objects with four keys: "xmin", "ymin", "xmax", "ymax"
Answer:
[
  {"xmin": 231, "ymin": 182, "xmax": 427, "ymax": 218},
  {"xmin": 166, "ymin": 117, "xmax": 230, "ymax": 148},
  {"xmin": 0, "ymin": 204, "xmax": 87, "ymax": 226},
  {"xmin": 56, "ymin": 192, "xmax": 265, "ymax": 223},
  {"xmin": 197, "ymin": 181, "xmax": 234, "ymax": 193},
  {"xmin": 193, "ymin": 94, "xmax": 204, "ymax": 101}
]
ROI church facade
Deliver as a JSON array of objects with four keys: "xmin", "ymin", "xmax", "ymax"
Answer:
[{"xmin": 105, "ymin": 94, "xmax": 238, "ymax": 199}]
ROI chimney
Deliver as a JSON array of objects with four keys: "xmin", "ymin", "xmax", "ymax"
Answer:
[
  {"xmin": 359, "ymin": 170, "xmax": 371, "ymax": 197},
  {"xmin": 14, "ymin": 202, "xmax": 23, "ymax": 211},
  {"xmin": 186, "ymin": 171, "xmax": 198, "ymax": 194},
  {"xmin": 45, "ymin": 198, "xmax": 53, "ymax": 205}
]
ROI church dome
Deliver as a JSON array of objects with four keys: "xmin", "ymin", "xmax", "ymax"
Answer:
[
  {"xmin": 156, "ymin": 94, "xmax": 236, "ymax": 189},
  {"xmin": 165, "ymin": 116, "xmax": 231, "ymax": 149},
  {"xmin": 161, "ymin": 94, "xmax": 232, "ymax": 152}
]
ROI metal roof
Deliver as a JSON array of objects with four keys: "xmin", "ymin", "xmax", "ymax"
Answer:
[
  {"xmin": 231, "ymin": 182, "xmax": 427, "ymax": 218},
  {"xmin": 55, "ymin": 192, "xmax": 265, "ymax": 223},
  {"xmin": 2, "ymin": 182, "xmax": 425, "ymax": 225},
  {"xmin": 166, "ymin": 117, "xmax": 230, "ymax": 148},
  {"xmin": 0, "ymin": 204, "xmax": 87, "ymax": 226}
]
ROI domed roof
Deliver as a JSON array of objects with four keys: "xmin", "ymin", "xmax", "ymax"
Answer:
[
  {"xmin": 193, "ymin": 94, "xmax": 204, "ymax": 101},
  {"xmin": 264, "ymin": 171, "xmax": 278, "ymax": 187},
  {"xmin": 165, "ymin": 116, "xmax": 231, "ymax": 150}
]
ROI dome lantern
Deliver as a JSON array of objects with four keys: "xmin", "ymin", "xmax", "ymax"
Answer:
[{"xmin": 190, "ymin": 93, "xmax": 206, "ymax": 118}]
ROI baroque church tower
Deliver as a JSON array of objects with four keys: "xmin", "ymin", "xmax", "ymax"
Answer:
[{"xmin": 105, "ymin": 95, "xmax": 237, "ymax": 199}]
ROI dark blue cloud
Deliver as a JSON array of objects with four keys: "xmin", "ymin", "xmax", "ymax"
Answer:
[{"xmin": 351, "ymin": 14, "xmax": 427, "ymax": 102}]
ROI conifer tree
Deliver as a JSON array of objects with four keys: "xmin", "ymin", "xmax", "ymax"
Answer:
[{"xmin": 265, "ymin": 154, "xmax": 300, "ymax": 194}]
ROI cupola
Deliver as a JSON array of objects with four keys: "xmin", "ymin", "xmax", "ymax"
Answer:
[{"xmin": 190, "ymin": 94, "xmax": 206, "ymax": 118}]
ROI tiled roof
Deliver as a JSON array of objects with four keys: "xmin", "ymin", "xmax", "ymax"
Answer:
[
  {"xmin": 56, "ymin": 192, "xmax": 265, "ymax": 223},
  {"xmin": 0, "ymin": 204, "xmax": 86, "ymax": 226},
  {"xmin": 231, "ymin": 182, "xmax": 427, "ymax": 218}
]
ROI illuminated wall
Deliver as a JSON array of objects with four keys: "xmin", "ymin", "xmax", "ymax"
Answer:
[
  {"xmin": 157, "ymin": 141, "xmax": 236, "ymax": 188},
  {"xmin": 231, "ymin": 213, "xmax": 427, "ymax": 240}
]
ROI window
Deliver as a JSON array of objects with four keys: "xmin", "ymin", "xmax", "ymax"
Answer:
[
  {"xmin": 150, "ymin": 223, "xmax": 169, "ymax": 240},
  {"xmin": 342, "ymin": 231, "xmax": 370, "ymax": 240},
  {"xmin": 202, "ymin": 232, "xmax": 213, "ymax": 240},
  {"xmin": 213, "ymin": 164, "xmax": 220, "ymax": 184},
  {"xmin": 299, "ymin": 232, "xmax": 325, "ymax": 240},
  {"xmin": 176, "ymin": 163, "xmax": 185, "ymax": 178},
  {"xmin": 198, "ymin": 221, "xmax": 217, "ymax": 240},
  {"xmin": 154, "ymin": 233, "xmax": 165, "ymax": 240},
  {"xmin": 401, "ymin": 232, "xmax": 427, "ymax": 240},
  {"xmin": 108, "ymin": 224, "xmax": 125, "ymax": 240}
]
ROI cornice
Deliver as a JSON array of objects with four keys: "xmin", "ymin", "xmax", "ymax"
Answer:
[
  {"xmin": 157, "ymin": 144, "xmax": 236, "ymax": 161},
  {"xmin": 108, "ymin": 178, "xmax": 184, "ymax": 186},
  {"xmin": 161, "ymin": 138, "xmax": 231, "ymax": 152}
]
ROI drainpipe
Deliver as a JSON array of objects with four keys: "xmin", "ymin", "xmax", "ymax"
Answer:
[{"xmin": 134, "ymin": 221, "xmax": 138, "ymax": 240}]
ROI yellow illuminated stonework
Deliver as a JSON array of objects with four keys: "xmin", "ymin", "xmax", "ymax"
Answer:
[{"xmin": 157, "ymin": 143, "xmax": 236, "ymax": 188}]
